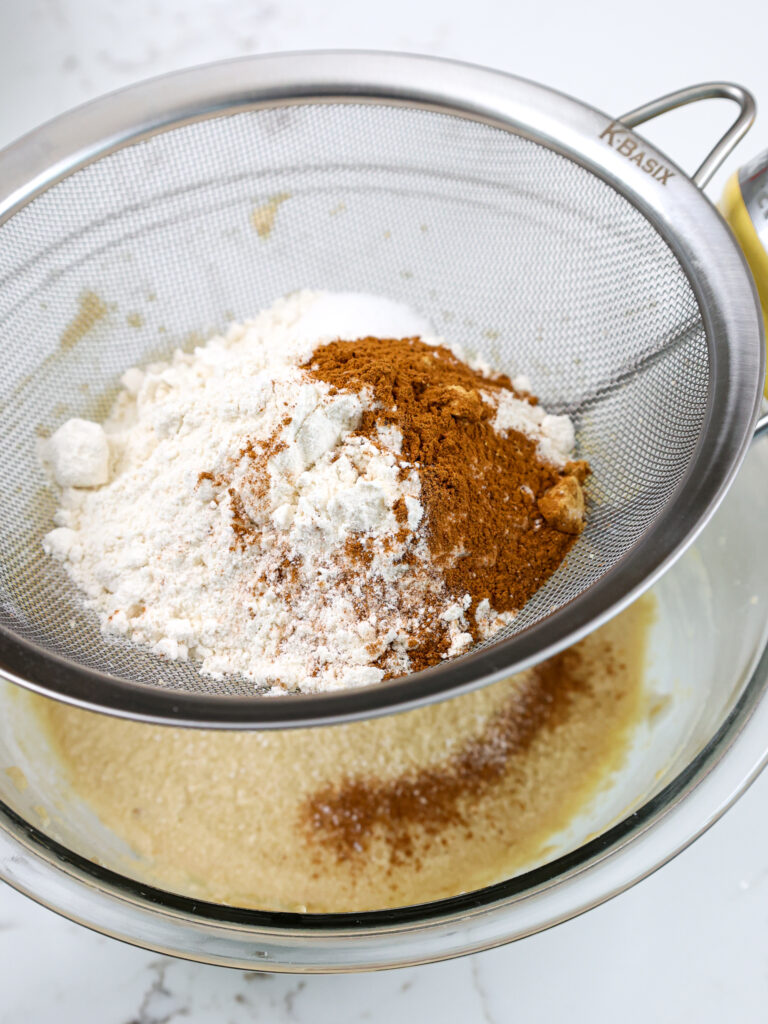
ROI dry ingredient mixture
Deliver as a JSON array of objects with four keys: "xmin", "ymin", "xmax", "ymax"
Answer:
[
  {"xmin": 28, "ymin": 595, "xmax": 653, "ymax": 913},
  {"xmin": 42, "ymin": 291, "xmax": 587, "ymax": 693}
]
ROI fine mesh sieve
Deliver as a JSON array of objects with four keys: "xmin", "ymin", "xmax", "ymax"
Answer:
[{"xmin": 0, "ymin": 53, "xmax": 764, "ymax": 727}]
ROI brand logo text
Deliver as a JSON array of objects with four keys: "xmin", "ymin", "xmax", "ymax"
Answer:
[{"xmin": 599, "ymin": 122, "xmax": 675, "ymax": 185}]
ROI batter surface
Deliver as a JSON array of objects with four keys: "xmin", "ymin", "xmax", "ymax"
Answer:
[{"xmin": 33, "ymin": 596, "xmax": 653, "ymax": 913}]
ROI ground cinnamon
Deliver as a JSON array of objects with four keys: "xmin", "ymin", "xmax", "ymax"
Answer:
[
  {"xmin": 198, "ymin": 336, "xmax": 587, "ymax": 686},
  {"xmin": 304, "ymin": 644, "xmax": 595, "ymax": 863},
  {"xmin": 305, "ymin": 337, "xmax": 587, "ymax": 636}
]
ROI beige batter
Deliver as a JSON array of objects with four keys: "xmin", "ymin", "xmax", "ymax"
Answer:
[{"xmin": 32, "ymin": 596, "xmax": 654, "ymax": 914}]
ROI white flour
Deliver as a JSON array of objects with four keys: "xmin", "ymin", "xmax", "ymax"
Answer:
[
  {"xmin": 487, "ymin": 387, "xmax": 575, "ymax": 467},
  {"xmin": 42, "ymin": 291, "xmax": 577, "ymax": 693}
]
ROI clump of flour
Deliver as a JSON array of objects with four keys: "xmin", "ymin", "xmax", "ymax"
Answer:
[{"xmin": 42, "ymin": 291, "xmax": 577, "ymax": 693}]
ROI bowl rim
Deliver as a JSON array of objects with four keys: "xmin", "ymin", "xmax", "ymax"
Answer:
[{"xmin": 2, "ymin": 580, "xmax": 768, "ymax": 971}]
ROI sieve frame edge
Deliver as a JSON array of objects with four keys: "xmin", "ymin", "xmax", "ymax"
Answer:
[{"xmin": 0, "ymin": 50, "xmax": 763, "ymax": 727}]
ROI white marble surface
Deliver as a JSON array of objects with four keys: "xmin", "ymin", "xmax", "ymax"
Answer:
[
  {"xmin": 2, "ymin": 0, "xmax": 768, "ymax": 1019},
  {"xmin": 4, "ymin": 775, "xmax": 768, "ymax": 1022}
]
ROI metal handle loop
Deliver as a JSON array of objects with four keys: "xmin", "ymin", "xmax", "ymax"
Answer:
[{"xmin": 620, "ymin": 82, "xmax": 756, "ymax": 189}]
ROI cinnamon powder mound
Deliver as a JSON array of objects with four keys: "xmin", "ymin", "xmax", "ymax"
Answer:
[{"xmin": 305, "ymin": 337, "xmax": 588, "ymax": 630}]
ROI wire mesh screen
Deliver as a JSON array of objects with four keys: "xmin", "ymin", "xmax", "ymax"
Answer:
[{"xmin": 0, "ymin": 102, "xmax": 708, "ymax": 698}]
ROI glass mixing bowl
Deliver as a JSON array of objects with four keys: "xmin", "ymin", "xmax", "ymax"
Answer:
[{"xmin": 2, "ymin": 429, "xmax": 768, "ymax": 972}]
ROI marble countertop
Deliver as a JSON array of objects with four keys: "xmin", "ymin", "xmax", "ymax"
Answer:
[
  {"xmin": 4, "ymin": 774, "xmax": 768, "ymax": 1022},
  {"xmin": 2, "ymin": 0, "xmax": 768, "ymax": 1020}
]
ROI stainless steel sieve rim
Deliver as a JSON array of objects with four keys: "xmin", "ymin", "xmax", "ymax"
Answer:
[{"xmin": 0, "ymin": 51, "xmax": 763, "ymax": 727}]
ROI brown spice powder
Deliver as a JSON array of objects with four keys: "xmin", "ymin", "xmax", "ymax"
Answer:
[
  {"xmin": 305, "ymin": 644, "xmax": 596, "ymax": 863},
  {"xmin": 195, "ymin": 337, "xmax": 588, "ymax": 687},
  {"xmin": 305, "ymin": 337, "xmax": 587, "ymax": 630}
]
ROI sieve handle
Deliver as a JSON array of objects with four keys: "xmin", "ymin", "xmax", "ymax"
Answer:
[
  {"xmin": 755, "ymin": 412, "xmax": 768, "ymax": 440},
  {"xmin": 620, "ymin": 83, "xmax": 756, "ymax": 189}
]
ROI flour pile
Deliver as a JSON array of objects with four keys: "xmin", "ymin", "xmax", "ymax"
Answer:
[{"xmin": 42, "ymin": 291, "xmax": 580, "ymax": 693}]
